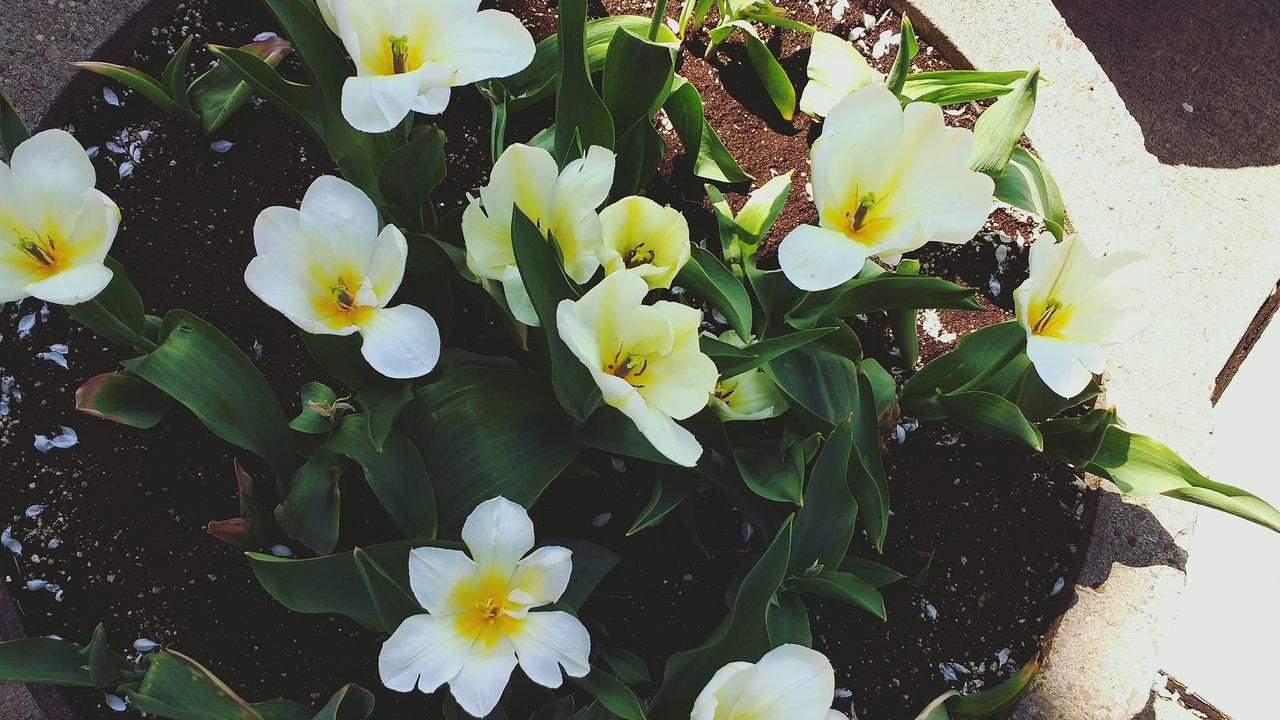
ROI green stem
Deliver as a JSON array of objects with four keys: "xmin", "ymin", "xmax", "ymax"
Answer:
[{"xmin": 648, "ymin": 0, "xmax": 670, "ymax": 39}]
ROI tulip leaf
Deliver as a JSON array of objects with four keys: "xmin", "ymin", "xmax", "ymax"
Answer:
[
  {"xmin": 555, "ymin": 0, "xmax": 615, "ymax": 163},
  {"xmin": 576, "ymin": 405, "xmax": 678, "ymax": 466},
  {"xmin": 733, "ymin": 173, "xmax": 793, "ymax": 246},
  {"xmin": 734, "ymin": 440, "xmax": 805, "ymax": 505},
  {"xmin": 126, "ymin": 650, "xmax": 267, "ymax": 719},
  {"xmin": 712, "ymin": 328, "xmax": 835, "ymax": 380},
  {"xmin": 994, "ymin": 145, "xmax": 1065, "ymax": 239},
  {"xmin": 398, "ymin": 366, "xmax": 580, "ymax": 533},
  {"xmin": 841, "ymin": 556, "xmax": 906, "ymax": 588},
  {"xmin": 573, "ymin": 667, "xmax": 648, "ymax": 720},
  {"xmin": 73, "ymin": 61, "xmax": 198, "ymax": 124},
  {"xmin": 801, "ymin": 31, "xmax": 874, "ymax": 118},
  {"xmin": 900, "ymin": 321, "xmax": 1026, "ymax": 419},
  {"xmin": 902, "ymin": 69, "xmax": 1028, "ymax": 106},
  {"xmin": 554, "ymin": 538, "xmax": 621, "ymax": 610},
  {"xmin": 311, "ymin": 684, "xmax": 377, "ymax": 720},
  {"xmin": 353, "ymin": 547, "xmax": 423, "ymax": 633},
  {"xmin": 289, "ymin": 381, "xmax": 339, "ymax": 434},
  {"xmin": 764, "ymin": 344, "xmax": 860, "ymax": 430},
  {"xmin": 790, "ymin": 569, "xmax": 886, "ymax": 620},
  {"xmin": 790, "ymin": 417, "xmax": 858, "ymax": 572},
  {"xmin": 602, "ymin": 649, "xmax": 650, "ymax": 686},
  {"xmin": 258, "ymin": 0, "xmax": 348, "ymax": 106},
  {"xmin": 1088, "ymin": 426, "xmax": 1280, "ymax": 533},
  {"xmin": 329, "ymin": 415, "xmax": 437, "ymax": 540},
  {"xmin": 612, "ymin": 121, "xmax": 667, "ymax": 200},
  {"xmin": 766, "ymin": 590, "xmax": 812, "ymax": 647},
  {"xmin": 787, "ymin": 273, "xmax": 982, "ymax": 329},
  {"xmin": 0, "ymin": 636, "xmax": 94, "ymax": 686},
  {"xmin": 378, "ymin": 124, "xmax": 447, "ymax": 232},
  {"xmin": 934, "ymin": 390, "xmax": 1044, "ymax": 450},
  {"xmin": 946, "ymin": 658, "xmax": 1040, "ymax": 717},
  {"xmin": 190, "ymin": 36, "xmax": 294, "ymax": 134},
  {"xmin": 887, "ymin": 259, "xmax": 923, "ymax": 368},
  {"xmin": 969, "ymin": 68, "xmax": 1040, "ymax": 176},
  {"xmin": 602, "ymin": 29, "xmax": 675, "ymax": 132},
  {"xmin": 123, "ymin": 311, "xmax": 296, "ymax": 480},
  {"xmin": 708, "ymin": 21, "xmax": 796, "ymax": 121},
  {"xmin": 353, "ymin": 381, "xmax": 415, "ymax": 451},
  {"xmin": 849, "ymin": 370, "xmax": 891, "ymax": 551},
  {"xmin": 301, "ymin": 332, "xmax": 379, "ymax": 391},
  {"xmin": 75, "ymin": 372, "xmax": 172, "ymax": 429},
  {"xmin": 66, "ymin": 256, "xmax": 152, "ymax": 351},
  {"xmin": 1039, "ymin": 407, "xmax": 1116, "ymax": 467},
  {"xmin": 0, "ymin": 89, "xmax": 30, "ymax": 160},
  {"xmin": 649, "ymin": 519, "xmax": 793, "ymax": 718},
  {"xmin": 884, "ymin": 15, "xmax": 919, "ymax": 97},
  {"xmin": 277, "ymin": 446, "xmax": 344, "ymax": 555},
  {"xmin": 161, "ymin": 35, "xmax": 194, "ymax": 110},
  {"xmin": 207, "ymin": 43, "xmax": 324, "ymax": 139},
  {"xmin": 676, "ymin": 246, "xmax": 753, "ymax": 341},
  {"xmin": 510, "ymin": 208, "xmax": 601, "ymax": 421},
  {"xmin": 628, "ymin": 470, "xmax": 696, "ymax": 535},
  {"xmin": 663, "ymin": 77, "xmax": 751, "ymax": 184}
]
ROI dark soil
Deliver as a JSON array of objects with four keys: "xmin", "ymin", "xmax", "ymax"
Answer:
[{"xmin": 0, "ymin": 0, "xmax": 1082, "ymax": 718}]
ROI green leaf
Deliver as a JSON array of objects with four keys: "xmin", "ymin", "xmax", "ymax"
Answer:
[
  {"xmin": 190, "ymin": 36, "xmax": 294, "ymax": 133},
  {"xmin": 353, "ymin": 547, "xmax": 423, "ymax": 633},
  {"xmin": 791, "ymin": 417, "xmax": 857, "ymax": 572},
  {"xmin": 946, "ymin": 658, "xmax": 1039, "ymax": 718},
  {"xmin": 709, "ymin": 22, "xmax": 796, "ymax": 121},
  {"xmin": 75, "ymin": 372, "xmax": 172, "ymax": 429},
  {"xmin": 851, "ymin": 370, "xmax": 890, "ymax": 551},
  {"xmin": 627, "ymin": 470, "xmax": 696, "ymax": 535},
  {"xmin": 994, "ymin": 145, "xmax": 1065, "ymax": 239},
  {"xmin": 162, "ymin": 35, "xmax": 194, "ymax": 111},
  {"xmin": 676, "ymin": 246, "xmax": 753, "ymax": 341},
  {"xmin": 712, "ymin": 328, "xmax": 834, "ymax": 379},
  {"xmin": 1039, "ymin": 407, "xmax": 1115, "ymax": 466},
  {"xmin": 354, "ymin": 381, "xmax": 414, "ymax": 451},
  {"xmin": 900, "ymin": 321, "xmax": 1026, "ymax": 418},
  {"xmin": 301, "ymin": 332, "xmax": 379, "ymax": 391},
  {"xmin": 555, "ymin": 0, "xmax": 615, "ymax": 163},
  {"xmin": 902, "ymin": 69, "xmax": 1027, "ymax": 105},
  {"xmin": 602, "ymin": 649, "xmax": 650, "ymax": 685},
  {"xmin": 0, "ymin": 636, "xmax": 93, "ymax": 686},
  {"xmin": 602, "ymin": 29, "xmax": 676, "ymax": 131},
  {"xmin": 840, "ymin": 556, "xmax": 906, "ymax": 587},
  {"xmin": 611, "ymin": 121, "xmax": 667, "ymax": 200},
  {"xmin": 277, "ymin": 446, "xmax": 343, "ymax": 555},
  {"xmin": 787, "ymin": 273, "xmax": 981, "ymax": 329},
  {"xmin": 576, "ymin": 405, "xmax": 679, "ymax": 467},
  {"xmin": 259, "ymin": 0, "xmax": 349, "ymax": 106},
  {"xmin": 0, "ymin": 89, "xmax": 31, "ymax": 160},
  {"xmin": 800, "ymin": 31, "xmax": 873, "ymax": 117},
  {"xmin": 764, "ymin": 345, "xmax": 859, "ymax": 430},
  {"xmin": 734, "ymin": 440, "xmax": 804, "ymax": 505},
  {"xmin": 732, "ymin": 172, "xmax": 792, "ymax": 245},
  {"xmin": 85, "ymin": 623, "xmax": 130, "ymax": 688},
  {"xmin": 123, "ymin": 311, "xmax": 296, "ymax": 480},
  {"xmin": 556, "ymin": 538, "xmax": 620, "ymax": 610},
  {"xmin": 329, "ymin": 416, "xmax": 437, "ymax": 540},
  {"xmin": 790, "ymin": 569, "xmax": 886, "ymax": 619},
  {"xmin": 934, "ymin": 391, "xmax": 1044, "ymax": 450},
  {"xmin": 73, "ymin": 61, "xmax": 198, "ymax": 124},
  {"xmin": 859, "ymin": 357, "xmax": 897, "ymax": 418},
  {"xmin": 65, "ymin": 257, "xmax": 152, "ymax": 351},
  {"xmin": 766, "ymin": 591, "xmax": 812, "ymax": 646},
  {"xmin": 289, "ymin": 381, "xmax": 339, "ymax": 434},
  {"xmin": 573, "ymin": 667, "xmax": 648, "ymax": 720},
  {"xmin": 207, "ymin": 43, "xmax": 323, "ymax": 139},
  {"xmin": 888, "ymin": 259, "xmax": 922, "ymax": 368},
  {"xmin": 398, "ymin": 367, "xmax": 580, "ymax": 533},
  {"xmin": 510, "ymin": 208, "xmax": 600, "ymax": 421},
  {"xmin": 378, "ymin": 125, "xmax": 447, "ymax": 232},
  {"xmin": 126, "ymin": 650, "xmax": 267, "ymax": 719},
  {"xmin": 248, "ymin": 540, "xmax": 433, "ymax": 631},
  {"xmin": 648, "ymin": 519, "xmax": 793, "ymax": 718},
  {"xmin": 663, "ymin": 77, "xmax": 751, "ymax": 183},
  {"xmin": 1088, "ymin": 426, "xmax": 1280, "ymax": 533},
  {"xmin": 884, "ymin": 15, "xmax": 919, "ymax": 97},
  {"xmin": 968, "ymin": 68, "xmax": 1039, "ymax": 176},
  {"xmin": 477, "ymin": 80, "xmax": 508, "ymax": 163},
  {"xmin": 311, "ymin": 684, "xmax": 376, "ymax": 720}
]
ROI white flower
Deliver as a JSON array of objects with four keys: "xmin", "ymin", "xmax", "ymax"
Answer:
[
  {"xmin": 318, "ymin": 0, "xmax": 535, "ymax": 134},
  {"xmin": 707, "ymin": 332, "xmax": 788, "ymax": 421},
  {"xmin": 691, "ymin": 644, "xmax": 847, "ymax": 720},
  {"xmin": 557, "ymin": 271, "xmax": 719, "ymax": 466},
  {"xmin": 379, "ymin": 497, "xmax": 590, "ymax": 718},
  {"xmin": 779, "ymin": 85, "xmax": 994, "ymax": 291},
  {"xmin": 244, "ymin": 175, "xmax": 440, "ymax": 379},
  {"xmin": 597, "ymin": 195, "xmax": 691, "ymax": 290},
  {"xmin": 0, "ymin": 129, "xmax": 120, "ymax": 304},
  {"xmin": 1013, "ymin": 232, "xmax": 1151, "ymax": 397},
  {"xmin": 463, "ymin": 143, "xmax": 616, "ymax": 326}
]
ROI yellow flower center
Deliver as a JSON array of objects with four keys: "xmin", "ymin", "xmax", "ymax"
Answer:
[
  {"xmin": 834, "ymin": 190, "xmax": 896, "ymax": 248},
  {"xmin": 713, "ymin": 380, "xmax": 736, "ymax": 402},
  {"xmin": 623, "ymin": 243, "xmax": 656, "ymax": 269},
  {"xmin": 607, "ymin": 351, "xmax": 649, "ymax": 387},
  {"xmin": 452, "ymin": 574, "xmax": 521, "ymax": 647},
  {"xmin": 311, "ymin": 277, "xmax": 374, "ymax": 330},
  {"xmin": 16, "ymin": 235, "xmax": 65, "ymax": 277},
  {"xmin": 1030, "ymin": 298, "xmax": 1072, "ymax": 337},
  {"xmin": 388, "ymin": 35, "xmax": 410, "ymax": 74}
]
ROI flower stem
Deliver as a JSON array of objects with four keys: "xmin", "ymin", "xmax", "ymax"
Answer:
[{"xmin": 648, "ymin": 0, "xmax": 669, "ymax": 40}]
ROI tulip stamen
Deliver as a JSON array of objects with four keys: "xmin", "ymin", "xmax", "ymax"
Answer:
[
  {"xmin": 1032, "ymin": 299, "xmax": 1066, "ymax": 334},
  {"xmin": 847, "ymin": 192, "xmax": 879, "ymax": 233},
  {"xmin": 389, "ymin": 35, "xmax": 410, "ymax": 74},
  {"xmin": 19, "ymin": 237, "xmax": 58, "ymax": 269},
  {"xmin": 607, "ymin": 351, "xmax": 648, "ymax": 386},
  {"xmin": 476, "ymin": 597, "xmax": 503, "ymax": 624},
  {"xmin": 713, "ymin": 382, "xmax": 735, "ymax": 401},
  {"xmin": 623, "ymin": 244, "xmax": 655, "ymax": 268}
]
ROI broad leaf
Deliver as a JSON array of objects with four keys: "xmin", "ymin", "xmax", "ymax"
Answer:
[
  {"xmin": 709, "ymin": 22, "xmax": 796, "ymax": 121},
  {"xmin": 969, "ymin": 68, "xmax": 1039, "ymax": 176},
  {"xmin": 277, "ymin": 446, "xmax": 344, "ymax": 555},
  {"xmin": 555, "ymin": 0, "xmax": 615, "ymax": 162},
  {"xmin": 602, "ymin": 29, "xmax": 675, "ymax": 132},
  {"xmin": 0, "ymin": 636, "xmax": 94, "ymax": 687},
  {"xmin": 800, "ymin": 31, "xmax": 873, "ymax": 118},
  {"xmin": 602, "ymin": 649, "xmax": 650, "ymax": 685},
  {"xmin": 934, "ymin": 391, "xmax": 1044, "ymax": 450},
  {"xmin": 312, "ymin": 685, "xmax": 377, "ymax": 720},
  {"xmin": 851, "ymin": 370, "xmax": 890, "ymax": 551},
  {"xmin": 1039, "ymin": 407, "xmax": 1115, "ymax": 466},
  {"xmin": 790, "ymin": 417, "xmax": 857, "ymax": 572},
  {"xmin": 290, "ymin": 381, "xmax": 340, "ymax": 434},
  {"xmin": 676, "ymin": 245, "xmax": 753, "ymax": 341},
  {"xmin": 0, "ymin": 89, "xmax": 31, "ymax": 160},
  {"xmin": 190, "ymin": 36, "xmax": 294, "ymax": 133},
  {"xmin": 664, "ymin": 77, "xmax": 751, "ymax": 184},
  {"xmin": 127, "ymin": 650, "xmax": 266, "ymax": 718},
  {"xmin": 73, "ymin": 62, "xmax": 197, "ymax": 123},
  {"xmin": 628, "ymin": 470, "xmax": 696, "ymax": 535},
  {"xmin": 329, "ymin": 416, "xmax": 437, "ymax": 540},
  {"xmin": 734, "ymin": 440, "xmax": 804, "ymax": 505},
  {"xmin": 902, "ymin": 69, "xmax": 1027, "ymax": 106},
  {"xmin": 66, "ymin": 257, "xmax": 151, "ymax": 351},
  {"xmin": 841, "ymin": 556, "xmax": 906, "ymax": 588},
  {"xmin": 377, "ymin": 125, "xmax": 447, "ymax": 232},
  {"xmin": 764, "ymin": 344, "xmax": 859, "ymax": 430},
  {"xmin": 354, "ymin": 381, "xmax": 414, "ymax": 451},
  {"xmin": 900, "ymin": 321, "xmax": 1026, "ymax": 418},
  {"xmin": 161, "ymin": 36, "xmax": 194, "ymax": 109},
  {"xmin": 711, "ymin": 328, "xmax": 836, "ymax": 379},
  {"xmin": 787, "ymin": 273, "xmax": 981, "ymax": 329},
  {"xmin": 353, "ymin": 547, "xmax": 423, "ymax": 633},
  {"xmin": 207, "ymin": 43, "xmax": 323, "ymax": 139},
  {"xmin": 994, "ymin": 145, "xmax": 1065, "ymax": 239},
  {"xmin": 765, "ymin": 590, "xmax": 812, "ymax": 646},
  {"xmin": 790, "ymin": 569, "xmax": 886, "ymax": 619},
  {"xmin": 572, "ymin": 667, "xmax": 647, "ymax": 720},
  {"xmin": 75, "ymin": 372, "xmax": 172, "ymax": 429}
]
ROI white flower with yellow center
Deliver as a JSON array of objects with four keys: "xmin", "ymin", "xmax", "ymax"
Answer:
[
  {"xmin": 557, "ymin": 271, "xmax": 719, "ymax": 466},
  {"xmin": 1013, "ymin": 232, "xmax": 1151, "ymax": 398},
  {"xmin": 691, "ymin": 644, "xmax": 847, "ymax": 720},
  {"xmin": 318, "ymin": 0, "xmax": 535, "ymax": 134},
  {"xmin": 0, "ymin": 129, "xmax": 120, "ymax": 305},
  {"xmin": 463, "ymin": 143, "xmax": 616, "ymax": 326},
  {"xmin": 244, "ymin": 175, "xmax": 440, "ymax": 379},
  {"xmin": 706, "ymin": 331, "xmax": 788, "ymax": 422},
  {"xmin": 779, "ymin": 85, "xmax": 994, "ymax": 292},
  {"xmin": 379, "ymin": 496, "xmax": 590, "ymax": 718},
  {"xmin": 597, "ymin": 195, "xmax": 691, "ymax": 290}
]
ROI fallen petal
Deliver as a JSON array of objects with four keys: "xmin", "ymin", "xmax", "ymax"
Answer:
[
  {"xmin": 103, "ymin": 87, "xmax": 121, "ymax": 106},
  {"xmin": 210, "ymin": 140, "xmax": 235, "ymax": 153},
  {"xmin": 24, "ymin": 504, "xmax": 44, "ymax": 518}
]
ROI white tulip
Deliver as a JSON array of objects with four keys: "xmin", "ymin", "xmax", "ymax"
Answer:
[
  {"xmin": 691, "ymin": 644, "xmax": 847, "ymax": 720},
  {"xmin": 1014, "ymin": 232, "xmax": 1151, "ymax": 397},
  {"xmin": 707, "ymin": 331, "xmax": 788, "ymax": 421},
  {"xmin": 0, "ymin": 130, "xmax": 120, "ymax": 305},
  {"xmin": 779, "ymin": 85, "xmax": 994, "ymax": 292},
  {"xmin": 598, "ymin": 195, "xmax": 691, "ymax": 290},
  {"xmin": 318, "ymin": 0, "xmax": 536, "ymax": 134},
  {"xmin": 463, "ymin": 143, "xmax": 616, "ymax": 326},
  {"xmin": 557, "ymin": 271, "xmax": 719, "ymax": 466},
  {"xmin": 379, "ymin": 497, "xmax": 590, "ymax": 718},
  {"xmin": 244, "ymin": 175, "xmax": 440, "ymax": 379}
]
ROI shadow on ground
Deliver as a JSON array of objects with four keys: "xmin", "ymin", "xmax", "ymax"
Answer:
[
  {"xmin": 1076, "ymin": 490, "xmax": 1189, "ymax": 590},
  {"xmin": 1053, "ymin": 0, "xmax": 1280, "ymax": 168}
]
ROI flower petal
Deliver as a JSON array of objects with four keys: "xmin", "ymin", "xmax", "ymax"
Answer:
[
  {"xmin": 479, "ymin": 143, "xmax": 558, "ymax": 233},
  {"xmin": 616, "ymin": 392, "xmax": 703, "ymax": 467},
  {"xmin": 508, "ymin": 545, "xmax": 573, "ymax": 609},
  {"xmin": 357, "ymin": 304, "xmax": 442, "ymax": 379},
  {"xmin": 11, "ymin": 130, "xmax": 96, "ymax": 242},
  {"xmin": 813, "ymin": 86, "xmax": 903, "ymax": 217},
  {"xmin": 379, "ymin": 613, "xmax": 470, "ymax": 694},
  {"xmin": 740, "ymin": 644, "xmax": 837, "ymax": 719},
  {"xmin": 408, "ymin": 547, "xmax": 479, "ymax": 616},
  {"xmin": 778, "ymin": 224, "xmax": 870, "ymax": 292},
  {"xmin": 341, "ymin": 72, "xmax": 420, "ymax": 134},
  {"xmin": 550, "ymin": 145, "xmax": 615, "ymax": 282},
  {"xmin": 244, "ymin": 254, "xmax": 344, "ymax": 335},
  {"xmin": 1026, "ymin": 333, "xmax": 1101, "ymax": 398},
  {"xmin": 691, "ymin": 662, "xmax": 755, "ymax": 720},
  {"xmin": 507, "ymin": 610, "xmax": 591, "ymax": 689},
  {"xmin": 365, "ymin": 224, "xmax": 409, "ymax": 304},
  {"xmin": 431, "ymin": 9, "xmax": 536, "ymax": 86},
  {"xmin": 599, "ymin": 196, "xmax": 691, "ymax": 289},
  {"xmin": 448, "ymin": 635, "xmax": 519, "ymax": 718},
  {"xmin": 299, "ymin": 175, "xmax": 382, "ymax": 253},
  {"xmin": 500, "ymin": 265, "xmax": 540, "ymax": 327},
  {"xmin": 253, "ymin": 206, "xmax": 305, "ymax": 256},
  {"xmin": 25, "ymin": 264, "xmax": 113, "ymax": 305},
  {"xmin": 461, "ymin": 496, "xmax": 535, "ymax": 579},
  {"xmin": 462, "ymin": 200, "xmax": 515, "ymax": 280}
]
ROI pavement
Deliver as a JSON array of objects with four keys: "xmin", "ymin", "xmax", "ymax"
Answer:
[{"xmin": 897, "ymin": 0, "xmax": 1280, "ymax": 718}]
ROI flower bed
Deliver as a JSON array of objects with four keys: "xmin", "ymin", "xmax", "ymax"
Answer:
[{"xmin": 1, "ymin": 0, "xmax": 1274, "ymax": 719}]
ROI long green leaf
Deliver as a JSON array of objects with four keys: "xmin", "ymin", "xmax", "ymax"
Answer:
[
  {"xmin": 790, "ymin": 570, "xmax": 885, "ymax": 619},
  {"xmin": 850, "ymin": 370, "xmax": 890, "ymax": 550},
  {"xmin": 123, "ymin": 311, "xmax": 296, "ymax": 480},
  {"xmin": 312, "ymin": 684, "xmax": 376, "ymax": 720},
  {"xmin": 162, "ymin": 36, "xmax": 194, "ymax": 110},
  {"xmin": 191, "ymin": 36, "xmax": 294, "ymax": 134},
  {"xmin": 353, "ymin": 381, "xmax": 415, "ymax": 451},
  {"xmin": 258, "ymin": 0, "xmax": 349, "ymax": 105},
  {"xmin": 127, "ymin": 650, "xmax": 265, "ymax": 719},
  {"xmin": 764, "ymin": 345, "xmax": 859, "ymax": 430},
  {"xmin": 663, "ymin": 77, "xmax": 751, "ymax": 183},
  {"xmin": 676, "ymin": 246, "xmax": 753, "ymax": 340},
  {"xmin": 710, "ymin": 22, "xmax": 796, "ymax": 121},
  {"xmin": 378, "ymin": 125, "xmax": 447, "ymax": 232},
  {"xmin": 555, "ymin": 0, "xmax": 615, "ymax": 162},
  {"xmin": 73, "ymin": 62, "xmax": 197, "ymax": 123},
  {"xmin": 574, "ymin": 667, "xmax": 647, "ymax": 720},
  {"xmin": 0, "ymin": 636, "xmax": 94, "ymax": 686},
  {"xmin": 708, "ymin": 327, "xmax": 834, "ymax": 378},
  {"xmin": 602, "ymin": 29, "xmax": 676, "ymax": 132},
  {"xmin": 994, "ymin": 145, "xmax": 1065, "ymax": 239},
  {"xmin": 787, "ymin": 273, "xmax": 981, "ymax": 329},
  {"xmin": 790, "ymin": 417, "xmax": 857, "ymax": 572},
  {"xmin": 65, "ymin": 257, "xmax": 152, "ymax": 351},
  {"xmin": 206, "ymin": 43, "xmax": 323, "ymax": 139},
  {"xmin": 627, "ymin": 470, "xmax": 695, "ymax": 535},
  {"xmin": 900, "ymin": 321, "xmax": 1026, "ymax": 418},
  {"xmin": 75, "ymin": 372, "xmax": 172, "ymax": 429},
  {"xmin": 734, "ymin": 441, "xmax": 804, "ymax": 505},
  {"xmin": 902, "ymin": 69, "xmax": 1027, "ymax": 105},
  {"xmin": 884, "ymin": 15, "xmax": 919, "ymax": 97},
  {"xmin": 0, "ymin": 89, "xmax": 31, "ymax": 160},
  {"xmin": 969, "ymin": 68, "xmax": 1040, "ymax": 176},
  {"xmin": 277, "ymin": 446, "xmax": 343, "ymax": 555},
  {"xmin": 353, "ymin": 547, "xmax": 423, "ymax": 633},
  {"xmin": 329, "ymin": 416, "xmax": 437, "ymax": 540},
  {"xmin": 935, "ymin": 390, "xmax": 1043, "ymax": 450}
]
